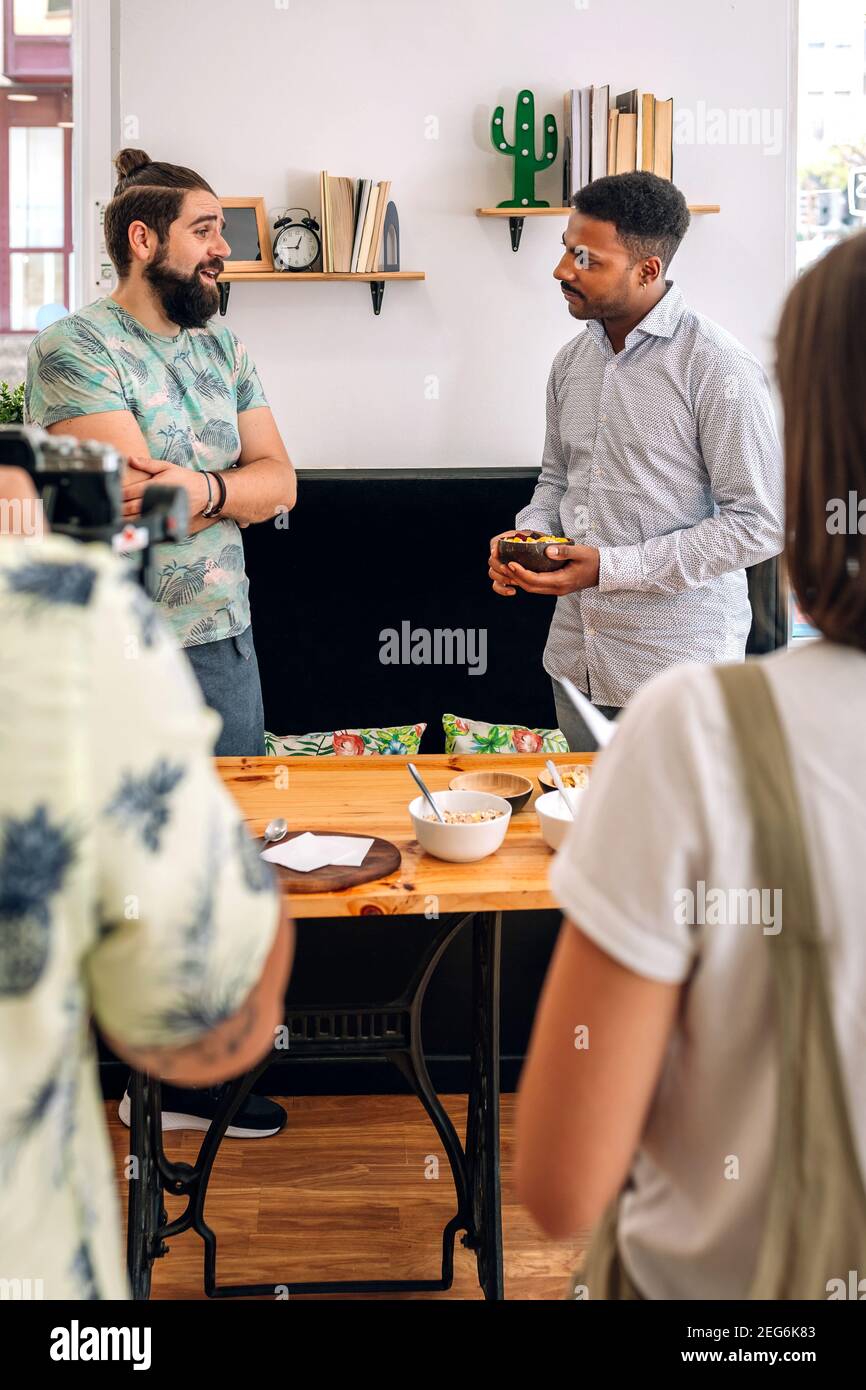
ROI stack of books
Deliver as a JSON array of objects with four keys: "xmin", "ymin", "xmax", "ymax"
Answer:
[
  {"xmin": 318, "ymin": 174, "xmax": 392, "ymax": 273},
  {"xmin": 562, "ymin": 88, "xmax": 674, "ymax": 200}
]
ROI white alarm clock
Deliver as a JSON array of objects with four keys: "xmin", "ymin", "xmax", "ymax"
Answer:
[{"xmin": 272, "ymin": 208, "xmax": 322, "ymax": 272}]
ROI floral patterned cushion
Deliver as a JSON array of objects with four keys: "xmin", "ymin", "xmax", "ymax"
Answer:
[
  {"xmin": 264, "ymin": 722, "xmax": 426, "ymax": 757},
  {"xmin": 442, "ymin": 713, "xmax": 568, "ymax": 756}
]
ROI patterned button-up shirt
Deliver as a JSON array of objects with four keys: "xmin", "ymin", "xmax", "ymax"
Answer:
[
  {"xmin": 516, "ymin": 280, "xmax": 784, "ymax": 707},
  {"xmin": 25, "ymin": 296, "xmax": 269, "ymax": 650},
  {"xmin": 0, "ymin": 536, "xmax": 279, "ymax": 1299}
]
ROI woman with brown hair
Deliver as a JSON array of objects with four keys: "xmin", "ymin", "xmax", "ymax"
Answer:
[{"xmin": 515, "ymin": 231, "xmax": 866, "ymax": 1299}]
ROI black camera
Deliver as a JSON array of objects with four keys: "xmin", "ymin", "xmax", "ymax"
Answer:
[{"xmin": 0, "ymin": 424, "xmax": 188, "ymax": 597}]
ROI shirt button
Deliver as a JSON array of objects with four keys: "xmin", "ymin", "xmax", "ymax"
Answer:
[
  {"xmin": 586, "ymin": 627, "xmax": 595, "ymax": 637},
  {"xmin": 599, "ymin": 413, "xmax": 607, "ymax": 423}
]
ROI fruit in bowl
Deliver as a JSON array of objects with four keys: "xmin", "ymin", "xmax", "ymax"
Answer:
[
  {"xmin": 538, "ymin": 764, "xmax": 591, "ymax": 795},
  {"xmin": 497, "ymin": 530, "xmax": 574, "ymax": 574}
]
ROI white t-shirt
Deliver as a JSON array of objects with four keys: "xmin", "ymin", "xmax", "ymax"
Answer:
[{"xmin": 549, "ymin": 639, "xmax": 866, "ymax": 1300}]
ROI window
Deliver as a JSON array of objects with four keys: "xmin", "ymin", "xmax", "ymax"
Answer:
[
  {"xmin": 0, "ymin": 87, "xmax": 72, "ymax": 331},
  {"xmin": 4, "ymin": 0, "xmax": 72, "ymax": 81},
  {"xmin": 12, "ymin": 0, "xmax": 71, "ymax": 37},
  {"xmin": 796, "ymin": 0, "xmax": 866, "ymax": 277},
  {"xmin": 0, "ymin": 0, "xmax": 73, "ymax": 347},
  {"xmin": 793, "ymin": 1, "xmax": 866, "ymax": 644}
]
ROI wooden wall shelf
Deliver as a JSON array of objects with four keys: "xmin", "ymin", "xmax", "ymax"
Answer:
[
  {"xmin": 477, "ymin": 204, "xmax": 721, "ymax": 251},
  {"xmin": 216, "ymin": 270, "xmax": 426, "ymax": 317}
]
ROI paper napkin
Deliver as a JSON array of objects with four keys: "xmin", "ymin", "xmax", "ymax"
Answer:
[{"xmin": 261, "ymin": 832, "xmax": 374, "ymax": 873}]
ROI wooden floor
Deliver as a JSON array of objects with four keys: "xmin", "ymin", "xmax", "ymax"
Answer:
[{"xmin": 106, "ymin": 1092, "xmax": 585, "ymax": 1300}]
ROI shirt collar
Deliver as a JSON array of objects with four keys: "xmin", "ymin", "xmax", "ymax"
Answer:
[
  {"xmin": 584, "ymin": 279, "xmax": 686, "ymax": 350},
  {"xmin": 632, "ymin": 279, "xmax": 686, "ymax": 339}
]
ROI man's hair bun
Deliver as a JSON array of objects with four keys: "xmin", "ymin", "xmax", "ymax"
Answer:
[{"xmin": 113, "ymin": 148, "xmax": 153, "ymax": 181}]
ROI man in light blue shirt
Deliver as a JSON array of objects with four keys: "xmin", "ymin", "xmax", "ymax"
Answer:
[{"xmin": 489, "ymin": 172, "xmax": 784, "ymax": 749}]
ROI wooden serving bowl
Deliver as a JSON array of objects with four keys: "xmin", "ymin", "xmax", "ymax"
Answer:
[
  {"xmin": 449, "ymin": 770, "xmax": 534, "ymax": 814},
  {"xmin": 537, "ymin": 764, "xmax": 592, "ymax": 795},
  {"xmin": 497, "ymin": 531, "xmax": 573, "ymax": 574}
]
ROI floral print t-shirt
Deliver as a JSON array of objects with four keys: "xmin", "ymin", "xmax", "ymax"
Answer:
[
  {"xmin": 0, "ymin": 535, "xmax": 280, "ymax": 1298},
  {"xmin": 24, "ymin": 295, "xmax": 269, "ymax": 648}
]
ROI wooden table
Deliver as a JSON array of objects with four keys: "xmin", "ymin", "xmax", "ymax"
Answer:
[
  {"xmin": 219, "ymin": 751, "xmax": 591, "ymax": 916},
  {"xmin": 127, "ymin": 752, "xmax": 590, "ymax": 1302}
]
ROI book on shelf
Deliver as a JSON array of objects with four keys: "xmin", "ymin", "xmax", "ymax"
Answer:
[
  {"xmin": 652, "ymin": 97, "xmax": 674, "ymax": 180},
  {"xmin": 561, "ymin": 87, "xmax": 674, "ymax": 184},
  {"xmin": 590, "ymin": 84, "xmax": 609, "ymax": 182},
  {"xmin": 615, "ymin": 113, "xmax": 637, "ymax": 172},
  {"xmin": 350, "ymin": 180, "xmax": 373, "ymax": 272},
  {"xmin": 562, "ymin": 90, "xmax": 573, "ymax": 202},
  {"xmin": 562, "ymin": 85, "xmax": 606, "ymax": 197},
  {"xmin": 614, "ymin": 89, "xmax": 638, "ymax": 172},
  {"xmin": 320, "ymin": 171, "xmax": 332, "ymax": 271},
  {"xmin": 615, "ymin": 87, "xmax": 638, "ymax": 117},
  {"xmin": 641, "ymin": 93, "xmax": 655, "ymax": 171},
  {"xmin": 365, "ymin": 180, "xmax": 391, "ymax": 272},
  {"xmin": 578, "ymin": 87, "xmax": 591, "ymax": 189},
  {"xmin": 318, "ymin": 174, "xmax": 392, "ymax": 274},
  {"xmin": 564, "ymin": 89, "xmax": 581, "ymax": 199},
  {"xmin": 329, "ymin": 175, "xmax": 356, "ymax": 273},
  {"xmin": 607, "ymin": 108, "xmax": 619, "ymax": 175}
]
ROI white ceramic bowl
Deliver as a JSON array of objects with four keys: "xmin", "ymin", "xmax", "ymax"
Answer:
[
  {"xmin": 409, "ymin": 790, "xmax": 512, "ymax": 862},
  {"xmin": 535, "ymin": 787, "xmax": 586, "ymax": 850}
]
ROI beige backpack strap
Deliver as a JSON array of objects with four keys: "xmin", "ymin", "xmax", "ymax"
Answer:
[
  {"xmin": 567, "ymin": 1199, "xmax": 641, "ymax": 1301},
  {"xmin": 716, "ymin": 661, "xmax": 866, "ymax": 1299}
]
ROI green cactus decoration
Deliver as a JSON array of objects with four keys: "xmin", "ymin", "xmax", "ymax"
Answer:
[{"xmin": 491, "ymin": 89, "xmax": 558, "ymax": 208}]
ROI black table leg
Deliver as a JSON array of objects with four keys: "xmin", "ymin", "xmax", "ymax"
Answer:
[
  {"xmin": 462, "ymin": 910, "xmax": 504, "ymax": 1300},
  {"xmin": 127, "ymin": 909, "xmax": 505, "ymax": 1299},
  {"xmin": 126, "ymin": 1072, "xmax": 168, "ymax": 1300}
]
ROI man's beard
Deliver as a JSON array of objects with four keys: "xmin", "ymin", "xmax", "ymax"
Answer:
[
  {"xmin": 566, "ymin": 286, "xmax": 632, "ymax": 321},
  {"xmin": 144, "ymin": 245, "xmax": 222, "ymax": 329}
]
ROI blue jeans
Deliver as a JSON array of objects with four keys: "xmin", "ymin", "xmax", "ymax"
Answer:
[
  {"xmin": 552, "ymin": 678, "xmax": 621, "ymax": 753},
  {"xmin": 185, "ymin": 627, "xmax": 266, "ymax": 756}
]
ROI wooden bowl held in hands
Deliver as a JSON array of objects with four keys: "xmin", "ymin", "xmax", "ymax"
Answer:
[{"xmin": 497, "ymin": 530, "xmax": 574, "ymax": 574}]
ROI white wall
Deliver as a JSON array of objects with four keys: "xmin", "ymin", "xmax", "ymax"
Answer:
[{"xmin": 116, "ymin": 0, "xmax": 794, "ymax": 471}]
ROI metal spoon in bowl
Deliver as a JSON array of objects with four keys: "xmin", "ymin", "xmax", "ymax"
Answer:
[
  {"xmin": 407, "ymin": 762, "xmax": 445, "ymax": 824},
  {"xmin": 546, "ymin": 760, "xmax": 576, "ymax": 820},
  {"xmin": 262, "ymin": 816, "xmax": 288, "ymax": 846}
]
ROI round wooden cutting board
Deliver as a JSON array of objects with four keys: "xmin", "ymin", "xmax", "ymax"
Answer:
[{"xmin": 258, "ymin": 830, "xmax": 402, "ymax": 894}]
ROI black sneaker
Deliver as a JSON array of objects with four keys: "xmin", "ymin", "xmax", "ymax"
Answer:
[{"xmin": 118, "ymin": 1083, "xmax": 287, "ymax": 1139}]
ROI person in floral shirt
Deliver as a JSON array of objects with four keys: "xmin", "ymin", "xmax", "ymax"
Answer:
[
  {"xmin": 0, "ymin": 483, "xmax": 292, "ymax": 1298},
  {"xmin": 25, "ymin": 147, "xmax": 296, "ymax": 758},
  {"xmin": 25, "ymin": 146, "xmax": 297, "ymax": 1138}
]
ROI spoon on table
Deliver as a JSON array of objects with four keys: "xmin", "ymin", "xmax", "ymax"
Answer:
[
  {"xmin": 407, "ymin": 762, "xmax": 445, "ymax": 824},
  {"xmin": 262, "ymin": 816, "xmax": 288, "ymax": 846},
  {"xmin": 546, "ymin": 759, "xmax": 575, "ymax": 820}
]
